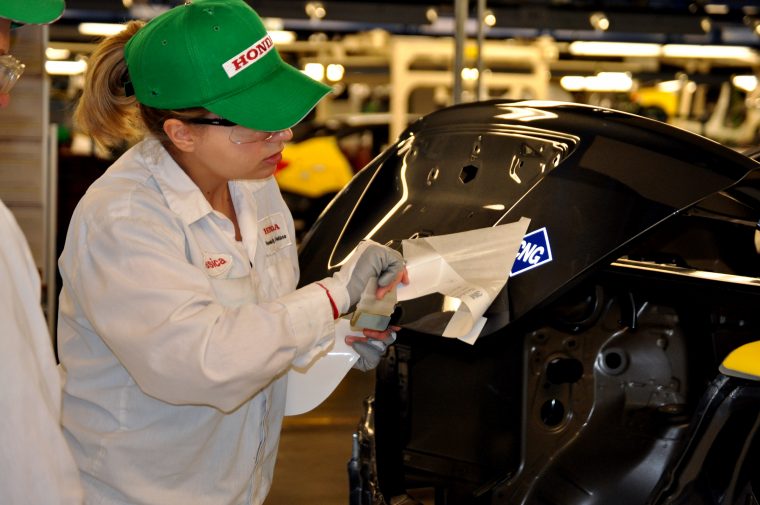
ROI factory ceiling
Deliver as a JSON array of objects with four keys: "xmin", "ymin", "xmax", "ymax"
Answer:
[{"xmin": 54, "ymin": 0, "xmax": 760, "ymax": 47}]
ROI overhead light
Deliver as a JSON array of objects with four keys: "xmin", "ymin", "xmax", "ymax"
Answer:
[
  {"xmin": 701, "ymin": 17, "xmax": 712, "ymax": 33},
  {"xmin": 426, "ymin": 7, "xmax": 438, "ymax": 24},
  {"xmin": 269, "ymin": 30, "xmax": 296, "ymax": 44},
  {"xmin": 589, "ymin": 12, "xmax": 610, "ymax": 31},
  {"xmin": 560, "ymin": 76, "xmax": 586, "ymax": 91},
  {"xmin": 308, "ymin": 32, "xmax": 328, "ymax": 43},
  {"xmin": 461, "ymin": 67, "xmax": 479, "ymax": 81},
  {"xmin": 326, "ymin": 63, "xmax": 344, "ymax": 82},
  {"xmin": 78, "ymin": 22, "xmax": 127, "ymax": 37},
  {"xmin": 656, "ymin": 80, "xmax": 683, "ymax": 93},
  {"xmin": 704, "ymin": 4, "xmax": 730, "ymax": 15},
  {"xmin": 303, "ymin": 63, "xmax": 325, "ymax": 81},
  {"xmin": 569, "ymin": 41, "xmax": 661, "ymax": 57},
  {"xmin": 45, "ymin": 47, "xmax": 71, "ymax": 60},
  {"xmin": 305, "ymin": 2, "xmax": 326, "ymax": 21},
  {"xmin": 732, "ymin": 75, "xmax": 757, "ymax": 92},
  {"xmin": 662, "ymin": 44, "xmax": 758, "ymax": 62},
  {"xmin": 263, "ymin": 17, "xmax": 285, "ymax": 30},
  {"xmin": 483, "ymin": 10, "xmax": 496, "ymax": 27},
  {"xmin": 45, "ymin": 60, "xmax": 87, "ymax": 76},
  {"xmin": 560, "ymin": 72, "xmax": 633, "ymax": 92}
]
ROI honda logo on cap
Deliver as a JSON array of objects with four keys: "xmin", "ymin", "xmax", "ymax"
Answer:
[{"xmin": 222, "ymin": 34, "xmax": 274, "ymax": 78}]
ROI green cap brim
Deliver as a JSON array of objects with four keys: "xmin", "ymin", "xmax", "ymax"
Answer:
[
  {"xmin": 0, "ymin": 0, "xmax": 65, "ymax": 25},
  {"xmin": 205, "ymin": 63, "xmax": 332, "ymax": 132}
]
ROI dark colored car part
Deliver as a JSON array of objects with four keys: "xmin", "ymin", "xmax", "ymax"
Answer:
[{"xmin": 297, "ymin": 101, "xmax": 760, "ymax": 505}]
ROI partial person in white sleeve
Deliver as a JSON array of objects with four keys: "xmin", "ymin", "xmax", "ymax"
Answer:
[
  {"xmin": 57, "ymin": 1, "xmax": 407, "ymax": 504},
  {"xmin": 0, "ymin": 1, "xmax": 83, "ymax": 504}
]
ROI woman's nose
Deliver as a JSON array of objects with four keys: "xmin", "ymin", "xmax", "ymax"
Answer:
[{"xmin": 267, "ymin": 128, "xmax": 293, "ymax": 142}]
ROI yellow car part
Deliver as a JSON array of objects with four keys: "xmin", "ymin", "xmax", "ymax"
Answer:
[
  {"xmin": 276, "ymin": 136, "xmax": 354, "ymax": 198},
  {"xmin": 719, "ymin": 341, "xmax": 760, "ymax": 381},
  {"xmin": 632, "ymin": 86, "xmax": 679, "ymax": 118}
]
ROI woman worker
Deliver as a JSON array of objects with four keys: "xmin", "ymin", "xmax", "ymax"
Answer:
[{"xmin": 58, "ymin": 1, "xmax": 406, "ymax": 504}]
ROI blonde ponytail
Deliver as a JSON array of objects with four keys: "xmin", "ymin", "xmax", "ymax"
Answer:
[{"xmin": 74, "ymin": 20, "xmax": 145, "ymax": 150}]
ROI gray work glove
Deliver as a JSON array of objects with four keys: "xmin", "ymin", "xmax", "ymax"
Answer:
[
  {"xmin": 351, "ymin": 329, "xmax": 397, "ymax": 372},
  {"xmin": 318, "ymin": 240, "xmax": 405, "ymax": 315}
]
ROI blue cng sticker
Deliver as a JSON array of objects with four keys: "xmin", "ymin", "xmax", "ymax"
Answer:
[{"xmin": 511, "ymin": 227, "xmax": 553, "ymax": 277}]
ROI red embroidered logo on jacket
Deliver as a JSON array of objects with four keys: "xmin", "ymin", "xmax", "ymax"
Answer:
[
  {"xmin": 203, "ymin": 253, "xmax": 233, "ymax": 278},
  {"xmin": 205, "ymin": 257, "xmax": 227, "ymax": 269},
  {"xmin": 262, "ymin": 223, "xmax": 280, "ymax": 235}
]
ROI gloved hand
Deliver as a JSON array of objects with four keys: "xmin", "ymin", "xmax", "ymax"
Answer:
[
  {"xmin": 320, "ymin": 240, "xmax": 406, "ymax": 315},
  {"xmin": 347, "ymin": 326, "xmax": 399, "ymax": 372}
]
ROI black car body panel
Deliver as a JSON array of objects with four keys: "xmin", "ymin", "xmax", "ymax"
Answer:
[
  {"xmin": 297, "ymin": 101, "xmax": 760, "ymax": 505},
  {"xmin": 299, "ymin": 100, "xmax": 758, "ymax": 333}
]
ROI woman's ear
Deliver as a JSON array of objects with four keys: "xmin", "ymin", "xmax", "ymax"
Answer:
[{"xmin": 163, "ymin": 118, "xmax": 197, "ymax": 152}]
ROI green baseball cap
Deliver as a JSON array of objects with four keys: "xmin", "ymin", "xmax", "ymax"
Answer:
[
  {"xmin": 0, "ymin": 0, "xmax": 65, "ymax": 25},
  {"xmin": 124, "ymin": 0, "xmax": 332, "ymax": 132}
]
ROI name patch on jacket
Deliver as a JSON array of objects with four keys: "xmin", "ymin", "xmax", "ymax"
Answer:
[
  {"xmin": 259, "ymin": 212, "xmax": 292, "ymax": 254},
  {"xmin": 203, "ymin": 252, "xmax": 233, "ymax": 278}
]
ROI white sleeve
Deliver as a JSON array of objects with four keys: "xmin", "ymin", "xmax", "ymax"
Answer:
[
  {"xmin": 61, "ymin": 213, "xmax": 335, "ymax": 413},
  {"xmin": 0, "ymin": 203, "xmax": 83, "ymax": 505}
]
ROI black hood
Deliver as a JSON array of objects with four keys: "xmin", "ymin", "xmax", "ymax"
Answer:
[{"xmin": 298, "ymin": 100, "xmax": 760, "ymax": 335}]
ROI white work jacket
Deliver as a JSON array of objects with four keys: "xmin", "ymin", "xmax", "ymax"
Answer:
[
  {"xmin": 57, "ymin": 138, "xmax": 337, "ymax": 505},
  {"xmin": 0, "ymin": 200, "xmax": 83, "ymax": 505}
]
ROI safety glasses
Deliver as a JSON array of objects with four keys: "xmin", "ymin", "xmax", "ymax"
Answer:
[
  {"xmin": 185, "ymin": 117, "xmax": 282, "ymax": 145},
  {"xmin": 0, "ymin": 54, "xmax": 25, "ymax": 94}
]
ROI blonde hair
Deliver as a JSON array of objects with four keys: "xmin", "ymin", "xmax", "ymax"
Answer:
[{"xmin": 74, "ymin": 20, "xmax": 208, "ymax": 151}]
